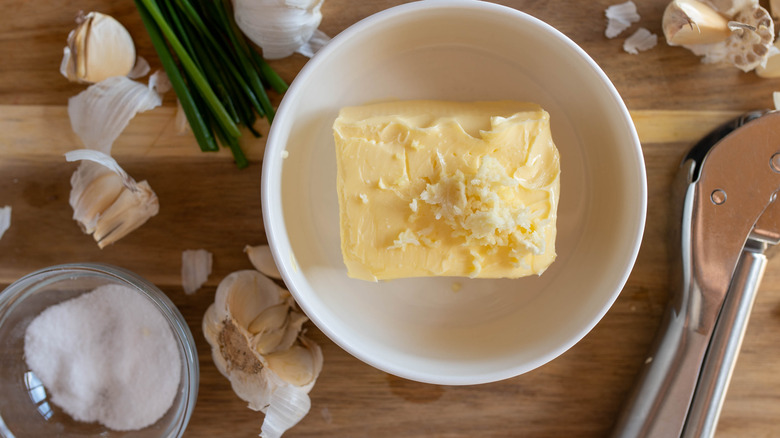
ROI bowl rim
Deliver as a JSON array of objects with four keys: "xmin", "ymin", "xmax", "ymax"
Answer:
[
  {"xmin": 0, "ymin": 262, "xmax": 199, "ymax": 437},
  {"xmin": 261, "ymin": 0, "xmax": 647, "ymax": 384}
]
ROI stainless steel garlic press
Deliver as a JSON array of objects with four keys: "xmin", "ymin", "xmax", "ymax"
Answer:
[{"xmin": 611, "ymin": 110, "xmax": 780, "ymax": 438}]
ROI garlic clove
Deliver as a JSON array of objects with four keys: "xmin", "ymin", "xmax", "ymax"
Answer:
[
  {"xmin": 63, "ymin": 12, "xmax": 137, "ymax": 84},
  {"xmin": 248, "ymin": 303, "xmax": 290, "ymax": 335},
  {"xmin": 215, "ymin": 270, "xmax": 285, "ymax": 330},
  {"xmin": 91, "ymin": 179, "xmax": 159, "ymax": 249},
  {"xmin": 253, "ymin": 326, "xmax": 288, "ymax": 355},
  {"xmin": 233, "ymin": 0, "xmax": 327, "ymax": 60},
  {"xmin": 272, "ymin": 311, "xmax": 309, "ymax": 354},
  {"xmin": 266, "ymin": 345, "xmax": 318, "ymax": 388},
  {"xmin": 66, "ymin": 149, "xmax": 159, "ymax": 248},
  {"xmin": 245, "ymin": 244, "xmax": 283, "ymax": 279},
  {"xmin": 663, "ymin": 0, "xmax": 732, "ymax": 46},
  {"xmin": 70, "ymin": 164, "xmax": 125, "ymax": 234}
]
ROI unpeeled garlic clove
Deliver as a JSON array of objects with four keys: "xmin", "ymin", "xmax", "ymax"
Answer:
[
  {"xmin": 61, "ymin": 12, "xmax": 137, "ymax": 84},
  {"xmin": 248, "ymin": 303, "xmax": 290, "ymax": 335},
  {"xmin": 245, "ymin": 244, "xmax": 283, "ymax": 279},
  {"xmin": 233, "ymin": 0, "xmax": 329, "ymax": 60},
  {"xmin": 663, "ymin": 0, "xmax": 732, "ymax": 45},
  {"xmin": 66, "ymin": 149, "xmax": 159, "ymax": 248}
]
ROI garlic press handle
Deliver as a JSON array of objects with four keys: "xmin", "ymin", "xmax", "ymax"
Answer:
[
  {"xmin": 681, "ymin": 242, "xmax": 767, "ymax": 438},
  {"xmin": 610, "ymin": 175, "xmax": 709, "ymax": 438}
]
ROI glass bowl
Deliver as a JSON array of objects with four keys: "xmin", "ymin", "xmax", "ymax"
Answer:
[{"xmin": 0, "ymin": 263, "xmax": 198, "ymax": 437}]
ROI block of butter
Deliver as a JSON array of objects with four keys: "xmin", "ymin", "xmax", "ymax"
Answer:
[{"xmin": 333, "ymin": 100, "xmax": 560, "ymax": 281}]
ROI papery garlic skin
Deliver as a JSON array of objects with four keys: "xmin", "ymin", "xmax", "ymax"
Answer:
[
  {"xmin": 66, "ymin": 150, "xmax": 159, "ymax": 248},
  {"xmin": 605, "ymin": 1, "xmax": 641, "ymax": 39},
  {"xmin": 182, "ymin": 249, "xmax": 214, "ymax": 294},
  {"xmin": 233, "ymin": 0, "xmax": 329, "ymax": 60},
  {"xmin": 0, "ymin": 206, "xmax": 10, "ymax": 241},
  {"xmin": 69, "ymin": 75, "xmax": 163, "ymax": 153},
  {"xmin": 61, "ymin": 12, "xmax": 137, "ymax": 84},
  {"xmin": 202, "ymin": 270, "xmax": 323, "ymax": 438},
  {"xmin": 624, "ymin": 28, "xmax": 659, "ymax": 54}
]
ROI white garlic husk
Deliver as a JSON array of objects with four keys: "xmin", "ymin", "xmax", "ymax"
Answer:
[
  {"xmin": 662, "ymin": 0, "xmax": 774, "ymax": 72},
  {"xmin": 69, "ymin": 74, "xmax": 164, "ymax": 153},
  {"xmin": 182, "ymin": 249, "xmax": 213, "ymax": 294},
  {"xmin": 60, "ymin": 12, "xmax": 139, "ymax": 84},
  {"xmin": 66, "ymin": 149, "xmax": 159, "ymax": 248},
  {"xmin": 0, "ymin": 206, "xmax": 10, "ymax": 241},
  {"xmin": 233, "ymin": 0, "xmax": 330, "ymax": 60},
  {"xmin": 202, "ymin": 270, "xmax": 323, "ymax": 438}
]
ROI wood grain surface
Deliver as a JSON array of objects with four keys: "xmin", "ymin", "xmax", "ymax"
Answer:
[{"xmin": 2, "ymin": 1, "xmax": 780, "ymax": 437}]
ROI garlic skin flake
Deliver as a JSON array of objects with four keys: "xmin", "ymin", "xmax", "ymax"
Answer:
[
  {"xmin": 69, "ymin": 75, "xmax": 164, "ymax": 153},
  {"xmin": 202, "ymin": 270, "xmax": 323, "ymax": 438},
  {"xmin": 66, "ymin": 149, "xmax": 159, "ymax": 248},
  {"xmin": 182, "ymin": 249, "xmax": 213, "ymax": 294},
  {"xmin": 624, "ymin": 28, "xmax": 659, "ymax": 54},
  {"xmin": 0, "ymin": 206, "xmax": 10, "ymax": 241},
  {"xmin": 245, "ymin": 244, "xmax": 283, "ymax": 279},
  {"xmin": 60, "ymin": 12, "xmax": 138, "ymax": 84},
  {"xmin": 605, "ymin": 1, "xmax": 641, "ymax": 39},
  {"xmin": 233, "ymin": 0, "xmax": 330, "ymax": 60}
]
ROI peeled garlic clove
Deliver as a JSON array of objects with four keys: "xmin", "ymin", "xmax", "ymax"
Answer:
[
  {"xmin": 182, "ymin": 249, "xmax": 213, "ymax": 294},
  {"xmin": 66, "ymin": 149, "xmax": 159, "ymax": 248},
  {"xmin": 233, "ymin": 0, "xmax": 328, "ymax": 60},
  {"xmin": 663, "ymin": 0, "xmax": 732, "ymax": 45},
  {"xmin": 245, "ymin": 244, "xmax": 282, "ymax": 279},
  {"xmin": 62, "ymin": 12, "xmax": 137, "ymax": 84},
  {"xmin": 248, "ymin": 303, "xmax": 290, "ymax": 335}
]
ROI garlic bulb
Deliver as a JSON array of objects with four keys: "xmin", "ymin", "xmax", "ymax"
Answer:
[
  {"xmin": 245, "ymin": 244, "xmax": 283, "ymax": 279},
  {"xmin": 233, "ymin": 0, "xmax": 330, "ymax": 60},
  {"xmin": 202, "ymin": 270, "xmax": 323, "ymax": 438},
  {"xmin": 662, "ymin": 0, "xmax": 774, "ymax": 72},
  {"xmin": 60, "ymin": 12, "xmax": 138, "ymax": 84},
  {"xmin": 69, "ymin": 74, "xmax": 164, "ymax": 153},
  {"xmin": 66, "ymin": 149, "xmax": 159, "ymax": 248}
]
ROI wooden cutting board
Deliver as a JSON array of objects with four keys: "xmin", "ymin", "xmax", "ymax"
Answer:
[{"xmin": 2, "ymin": 1, "xmax": 780, "ymax": 437}]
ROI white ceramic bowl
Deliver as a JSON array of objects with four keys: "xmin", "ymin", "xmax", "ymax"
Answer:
[{"xmin": 262, "ymin": 0, "xmax": 646, "ymax": 385}]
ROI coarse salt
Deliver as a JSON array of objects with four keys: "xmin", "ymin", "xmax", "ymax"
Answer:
[{"xmin": 24, "ymin": 283, "xmax": 181, "ymax": 431}]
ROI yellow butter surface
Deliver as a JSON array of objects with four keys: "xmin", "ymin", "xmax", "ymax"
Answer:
[{"xmin": 333, "ymin": 100, "xmax": 560, "ymax": 281}]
